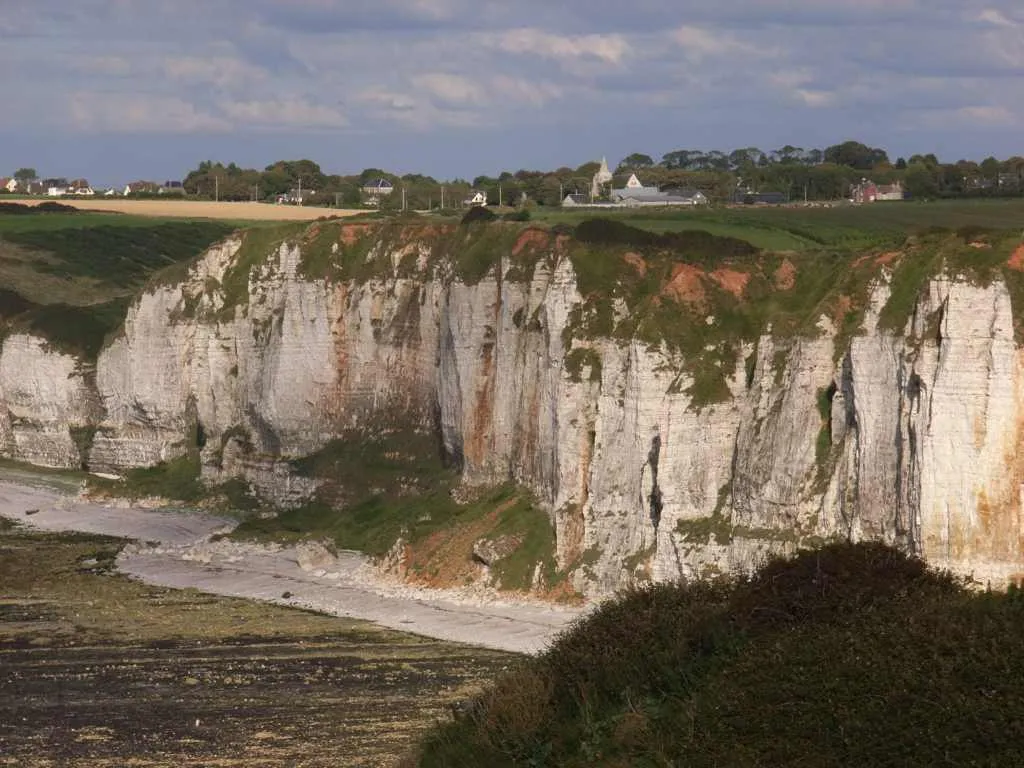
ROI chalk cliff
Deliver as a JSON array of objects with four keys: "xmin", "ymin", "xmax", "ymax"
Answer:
[{"xmin": 2, "ymin": 221, "xmax": 1022, "ymax": 594}]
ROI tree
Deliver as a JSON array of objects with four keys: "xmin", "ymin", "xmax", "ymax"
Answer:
[
  {"xmin": 13, "ymin": 168, "xmax": 37, "ymax": 181},
  {"xmin": 619, "ymin": 153, "xmax": 654, "ymax": 170},
  {"xmin": 823, "ymin": 141, "xmax": 889, "ymax": 171}
]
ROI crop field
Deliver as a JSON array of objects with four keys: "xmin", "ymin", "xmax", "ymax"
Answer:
[
  {"xmin": 13, "ymin": 198, "xmax": 364, "ymax": 221},
  {"xmin": 533, "ymin": 198, "xmax": 1024, "ymax": 251}
]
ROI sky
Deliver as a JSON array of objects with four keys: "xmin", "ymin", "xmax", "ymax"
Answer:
[{"xmin": 1, "ymin": 0, "xmax": 1022, "ymax": 186}]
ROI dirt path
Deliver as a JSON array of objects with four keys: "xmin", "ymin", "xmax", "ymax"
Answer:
[{"xmin": 0, "ymin": 480, "xmax": 582, "ymax": 654}]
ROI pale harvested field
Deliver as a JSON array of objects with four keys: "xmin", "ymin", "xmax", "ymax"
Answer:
[{"xmin": 19, "ymin": 198, "xmax": 365, "ymax": 221}]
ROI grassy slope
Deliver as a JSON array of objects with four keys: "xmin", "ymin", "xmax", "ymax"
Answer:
[
  {"xmin": 534, "ymin": 198, "xmax": 1024, "ymax": 252},
  {"xmin": 412, "ymin": 543, "xmax": 1024, "ymax": 767},
  {"xmin": 0, "ymin": 210, "xmax": 236, "ymax": 359}
]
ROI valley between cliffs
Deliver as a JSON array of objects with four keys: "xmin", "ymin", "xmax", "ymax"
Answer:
[{"xmin": 3, "ymin": 217, "xmax": 1024, "ymax": 598}]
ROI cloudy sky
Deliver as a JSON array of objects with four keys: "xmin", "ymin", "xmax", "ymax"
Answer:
[{"xmin": 1, "ymin": 0, "xmax": 1022, "ymax": 185}]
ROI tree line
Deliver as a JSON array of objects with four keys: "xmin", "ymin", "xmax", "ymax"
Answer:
[{"xmin": 181, "ymin": 140, "xmax": 1024, "ymax": 208}]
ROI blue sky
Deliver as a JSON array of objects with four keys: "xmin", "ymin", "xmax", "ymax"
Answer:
[{"xmin": 1, "ymin": 0, "xmax": 1022, "ymax": 186}]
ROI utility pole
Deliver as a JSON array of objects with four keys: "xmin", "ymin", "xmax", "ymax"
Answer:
[
  {"xmin": 498, "ymin": 185, "xmax": 502, "ymax": 207},
  {"xmin": 335, "ymin": 191, "xmax": 341, "ymax": 208},
  {"xmin": 297, "ymin": 177, "xmax": 302, "ymax": 205},
  {"xmin": 441, "ymin": 185, "xmax": 445, "ymax": 209},
  {"xmin": 215, "ymin": 175, "xmax": 219, "ymax": 202},
  {"xmin": 402, "ymin": 185, "xmax": 406, "ymax": 211}
]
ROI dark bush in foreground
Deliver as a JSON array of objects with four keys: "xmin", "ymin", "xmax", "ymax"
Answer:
[
  {"xmin": 411, "ymin": 543, "xmax": 1024, "ymax": 767},
  {"xmin": 461, "ymin": 206, "xmax": 497, "ymax": 225}
]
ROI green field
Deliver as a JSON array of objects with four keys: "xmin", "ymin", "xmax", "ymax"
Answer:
[
  {"xmin": 0, "ymin": 210, "xmax": 239, "ymax": 358},
  {"xmin": 532, "ymin": 198, "xmax": 1024, "ymax": 251}
]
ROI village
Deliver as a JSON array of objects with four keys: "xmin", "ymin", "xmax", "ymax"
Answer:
[{"xmin": 0, "ymin": 159, "xmax": 911, "ymax": 210}]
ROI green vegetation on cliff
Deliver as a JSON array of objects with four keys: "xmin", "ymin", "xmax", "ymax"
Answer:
[
  {"xmin": 0, "ymin": 210, "xmax": 234, "ymax": 359},
  {"xmin": 412, "ymin": 543, "xmax": 1024, "ymax": 767},
  {"xmin": 230, "ymin": 429, "xmax": 564, "ymax": 595}
]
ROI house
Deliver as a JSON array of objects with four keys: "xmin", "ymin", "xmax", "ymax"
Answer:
[
  {"xmin": 851, "ymin": 179, "xmax": 878, "ymax": 204},
  {"xmin": 611, "ymin": 173, "xmax": 662, "ymax": 200},
  {"xmin": 23, "ymin": 181, "xmax": 45, "ymax": 195},
  {"xmin": 463, "ymin": 190, "xmax": 487, "ymax": 207},
  {"xmin": 123, "ymin": 181, "xmax": 159, "ymax": 196},
  {"xmin": 160, "ymin": 180, "xmax": 185, "ymax": 195},
  {"xmin": 609, "ymin": 175, "xmax": 708, "ymax": 207},
  {"xmin": 361, "ymin": 178, "xmax": 394, "ymax": 206},
  {"xmin": 0, "ymin": 178, "xmax": 11, "ymax": 193},
  {"xmin": 875, "ymin": 181, "xmax": 904, "ymax": 201},
  {"xmin": 46, "ymin": 186, "xmax": 66, "ymax": 197},
  {"xmin": 68, "ymin": 179, "xmax": 94, "ymax": 196},
  {"xmin": 852, "ymin": 179, "xmax": 903, "ymax": 203},
  {"xmin": 277, "ymin": 188, "xmax": 316, "ymax": 205},
  {"xmin": 562, "ymin": 193, "xmax": 590, "ymax": 207}
]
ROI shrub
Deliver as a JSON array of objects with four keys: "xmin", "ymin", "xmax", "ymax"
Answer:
[
  {"xmin": 461, "ymin": 206, "xmax": 497, "ymax": 225},
  {"xmin": 411, "ymin": 543, "xmax": 1024, "ymax": 767}
]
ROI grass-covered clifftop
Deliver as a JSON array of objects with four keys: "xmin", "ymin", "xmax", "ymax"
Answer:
[
  {"xmin": 411, "ymin": 543, "xmax": 1024, "ymax": 767},
  {"xmin": 0, "ymin": 206, "xmax": 234, "ymax": 359}
]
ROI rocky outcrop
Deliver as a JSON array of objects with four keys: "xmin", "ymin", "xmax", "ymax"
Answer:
[{"xmin": 3, "ymin": 223, "xmax": 1024, "ymax": 595}]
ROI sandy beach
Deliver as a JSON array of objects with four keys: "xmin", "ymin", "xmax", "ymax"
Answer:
[{"xmin": 0, "ymin": 478, "xmax": 582, "ymax": 654}]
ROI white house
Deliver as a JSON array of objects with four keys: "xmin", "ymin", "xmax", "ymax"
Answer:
[
  {"xmin": 361, "ymin": 178, "xmax": 394, "ymax": 206},
  {"xmin": 46, "ymin": 187, "xmax": 66, "ymax": 197},
  {"xmin": 1, "ymin": 178, "xmax": 17, "ymax": 193},
  {"xmin": 463, "ymin": 190, "xmax": 487, "ymax": 207}
]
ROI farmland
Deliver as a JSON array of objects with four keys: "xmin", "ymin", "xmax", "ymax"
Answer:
[
  {"xmin": 532, "ymin": 198, "xmax": 1024, "ymax": 251},
  {"xmin": 12, "ymin": 198, "xmax": 364, "ymax": 221}
]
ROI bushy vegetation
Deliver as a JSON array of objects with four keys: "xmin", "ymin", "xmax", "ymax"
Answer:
[
  {"xmin": 230, "ymin": 429, "xmax": 560, "ymax": 591},
  {"xmin": 90, "ymin": 453, "xmax": 204, "ymax": 503},
  {"xmin": 0, "ymin": 213, "xmax": 235, "ymax": 358},
  {"xmin": 412, "ymin": 543, "xmax": 1024, "ymax": 767},
  {"xmin": 4, "ymin": 221, "xmax": 234, "ymax": 288}
]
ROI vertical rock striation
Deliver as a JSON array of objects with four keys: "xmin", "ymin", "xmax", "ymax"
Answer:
[{"xmin": 3, "ymin": 223, "xmax": 1024, "ymax": 593}]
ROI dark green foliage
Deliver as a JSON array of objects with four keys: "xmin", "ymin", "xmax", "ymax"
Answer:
[
  {"xmin": 564, "ymin": 348, "xmax": 602, "ymax": 383},
  {"xmin": 11, "ymin": 298, "xmax": 131, "ymax": 360},
  {"xmin": 0, "ymin": 201, "xmax": 79, "ymax": 215},
  {"xmin": 413, "ymin": 543, "xmax": 1024, "ymax": 767},
  {"xmin": 575, "ymin": 218, "xmax": 757, "ymax": 262},
  {"xmin": 502, "ymin": 209, "xmax": 531, "ymax": 222},
  {"xmin": 92, "ymin": 453, "xmax": 204, "ymax": 503},
  {"xmin": 69, "ymin": 426, "xmax": 97, "ymax": 469},
  {"xmin": 461, "ymin": 206, "xmax": 497, "ymax": 225},
  {"xmin": 0, "ymin": 288, "xmax": 36, "ymax": 319},
  {"xmin": 234, "ymin": 429, "xmax": 459, "ymax": 555},
  {"xmin": 4, "ymin": 222, "xmax": 234, "ymax": 288}
]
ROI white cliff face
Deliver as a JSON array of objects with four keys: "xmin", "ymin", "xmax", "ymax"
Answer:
[
  {"xmin": 4, "ymin": 224, "xmax": 1024, "ymax": 593},
  {"xmin": 0, "ymin": 334, "xmax": 98, "ymax": 468}
]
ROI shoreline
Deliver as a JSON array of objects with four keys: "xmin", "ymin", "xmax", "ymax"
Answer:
[{"xmin": 0, "ymin": 478, "xmax": 583, "ymax": 654}]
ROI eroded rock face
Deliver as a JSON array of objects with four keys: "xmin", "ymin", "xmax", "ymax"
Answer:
[
  {"xmin": 4, "ymin": 227, "xmax": 1024, "ymax": 594},
  {"xmin": 0, "ymin": 334, "xmax": 99, "ymax": 468}
]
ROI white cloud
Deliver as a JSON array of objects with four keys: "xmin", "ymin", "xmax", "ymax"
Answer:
[
  {"xmin": 670, "ymin": 25, "xmax": 774, "ymax": 61},
  {"xmin": 69, "ymin": 92, "xmax": 230, "ymax": 133},
  {"xmin": 486, "ymin": 28, "xmax": 630, "ymax": 64},
  {"xmin": 411, "ymin": 73, "xmax": 486, "ymax": 106},
  {"xmin": 163, "ymin": 56, "xmax": 267, "ymax": 88},
  {"xmin": 977, "ymin": 8, "xmax": 1018, "ymax": 27},
  {"xmin": 221, "ymin": 98, "xmax": 348, "ymax": 128},
  {"xmin": 955, "ymin": 104, "xmax": 1015, "ymax": 125},
  {"xmin": 491, "ymin": 75, "xmax": 562, "ymax": 107},
  {"xmin": 81, "ymin": 56, "xmax": 133, "ymax": 76}
]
